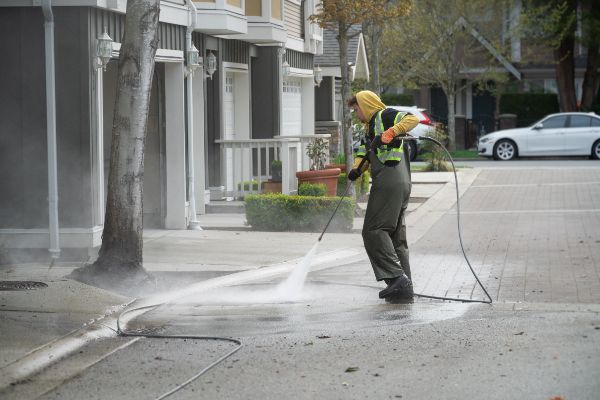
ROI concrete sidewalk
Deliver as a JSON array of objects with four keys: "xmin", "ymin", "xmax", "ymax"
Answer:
[{"xmin": 0, "ymin": 169, "xmax": 475, "ymax": 390}]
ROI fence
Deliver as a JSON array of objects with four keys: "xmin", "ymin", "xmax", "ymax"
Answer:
[{"xmin": 215, "ymin": 134, "xmax": 330, "ymax": 199}]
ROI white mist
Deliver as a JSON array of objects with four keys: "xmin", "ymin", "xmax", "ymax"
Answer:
[{"xmin": 273, "ymin": 240, "xmax": 320, "ymax": 301}]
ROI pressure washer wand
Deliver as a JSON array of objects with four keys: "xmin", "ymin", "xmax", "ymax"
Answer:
[{"xmin": 317, "ymin": 153, "xmax": 369, "ymax": 242}]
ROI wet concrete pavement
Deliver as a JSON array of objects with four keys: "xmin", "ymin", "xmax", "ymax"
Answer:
[{"xmin": 2, "ymin": 163, "xmax": 600, "ymax": 399}]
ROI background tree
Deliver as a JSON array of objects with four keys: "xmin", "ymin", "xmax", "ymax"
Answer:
[
  {"xmin": 381, "ymin": 0, "xmax": 509, "ymax": 149},
  {"xmin": 310, "ymin": 0, "xmax": 410, "ymax": 181},
  {"xmin": 70, "ymin": 0, "xmax": 160, "ymax": 288},
  {"xmin": 522, "ymin": 0, "xmax": 577, "ymax": 111},
  {"xmin": 362, "ymin": 0, "xmax": 410, "ymax": 94},
  {"xmin": 522, "ymin": 0, "xmax": 600, "ymax": 111},
  {"xmin": 579, "ymin": 0, "xmax": 600, "ymax": 111}
]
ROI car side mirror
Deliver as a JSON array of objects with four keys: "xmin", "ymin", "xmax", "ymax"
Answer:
[{"xmin": 533, "ymin": 123, "xmax": 543, "ymax": 130}]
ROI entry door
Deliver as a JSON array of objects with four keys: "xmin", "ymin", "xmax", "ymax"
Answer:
[
  {"xmin": 282, "ymin": 77, "xmax": 302, "ymax": 135},
  {"xmin": 223, "ymin": 72, "xmax": 235, "ymax": 194}
]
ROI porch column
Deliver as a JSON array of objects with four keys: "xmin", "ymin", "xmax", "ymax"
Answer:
[
  {"xmin": 165, "ymin": 62, "xmax": 187, "ymax": 229},
  {"xmin": 193, "ymin": 68, "xmax": 206, "ymax": 214}
]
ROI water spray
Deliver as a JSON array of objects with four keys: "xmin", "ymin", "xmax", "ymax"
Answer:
[{"xmin": 113, "ymin": 135, "xmax": 491, "ymax": 400}]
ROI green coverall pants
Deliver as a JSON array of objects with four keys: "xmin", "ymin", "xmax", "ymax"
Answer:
[{"xmin": 362, "ymin": 153, "xmax": 412, "ymax": 282}]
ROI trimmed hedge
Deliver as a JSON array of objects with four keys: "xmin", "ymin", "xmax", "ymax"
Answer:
[
  {"xmin": 380, "ymin": 92, "xmax": 415, "ymax": 106},
  {"xmin": 298, "ymin": 182, "xmax": 327, "ymax": 197},
  {"xmin": 245, "ymin": 194, "xmax": 355, "ymax": 232},
  {"xmin": 499, "ymin": 93, "xmax": 559, "ymax": 127}
]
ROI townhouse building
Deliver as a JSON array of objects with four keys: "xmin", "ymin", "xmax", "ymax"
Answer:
[{"xmin": 0, "ymin": 0, "xmax": 323, "ymax": 258}]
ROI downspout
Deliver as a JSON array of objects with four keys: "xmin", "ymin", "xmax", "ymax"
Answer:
[
  {"xmin": 185, "ymin": 0, "xmax": 202, "ymax": 230},
  {"xmin": 41, "ymin": 0, "xmax": 60, "ymax": 258}
]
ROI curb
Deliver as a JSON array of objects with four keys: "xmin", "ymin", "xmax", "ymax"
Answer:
[{"xmin": 0, "ymin": 247, "xmax": 364, "ymax": 391}]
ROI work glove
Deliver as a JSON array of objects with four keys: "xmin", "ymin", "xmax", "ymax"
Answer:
[
  {"xmin": 381, "ymin": 128, "xmax": 396, "ymax": 144},
  {"xmin": 347, "ymin": 168, "xmax": 362, "ymax": 182}
]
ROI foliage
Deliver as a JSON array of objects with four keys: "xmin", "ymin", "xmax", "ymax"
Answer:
[
  {"xmin": 351, "ymin": 122, "xmax": 367, "ymax": 143},
  {"xmin": 381, "ymin": 0, "xmax": 510, "ymax": 148},
  {"xmin": 271, "ymin": 159, "xmax": 282, "ymax": 182},
  {"xmin": 380, "ymin": 92, "xmax": 415, "ymax": 106},
  {"xmin": 238, "ymin": 180, "xmax": 260, "ymax": 191},
  {"xmin": 337, "ymin": 170, "xmax": 370, "ymax": 198},
  {"xmin": 521, "ymin": 0, "xmax": 600, "ymax": 111},
  {"xmin": 419, "ymin": 149, "xmax": 481, "ymax": 159},
  {"xmin": 309, "ymin": 1, "xmax": 411, "ymax": 181},
  {"xmin": 306, "ymin": 138, "xmax": 329, "ymax": 170},
  {"xmin": 298, "ymin": 182, "xmax": 327, "ymax": 197},
  {"xmin": 332, "ymin": 153, "xmax": 346, "ymax": 164},
  {"xmin": 245, "ymin": 194, "xmax": 355, "ymax": 232},
  {"xmin": 423, "ymin": 123, "xmax": 452, "ymax": 172},
  {"xmin": 309, "ymin": 1, "xmax": 409, "ymax": 29},
  {"xmin": 499, "ymin": 93, "xmax": 560, "ymax": 126}
]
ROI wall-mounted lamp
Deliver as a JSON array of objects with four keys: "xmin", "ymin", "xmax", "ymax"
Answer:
[
  {"xmin": 96, "ymin": 28, "xmax": 113, "ymax": 71},
  {"xmin": 282, "ymin": 59, "xmax": 291, "ymax": 76},
  {"xmin": 279, "ymin": 47, "xmax": 291, "ymax": 76},
  {"xmin": 314, "ymin": 64, "xmax": 323, "ymax": 87},
  {"xmin": 203, "ymin": 51, "xmax": 217, "ymax": 79},
  {"xmin": 186, "ymin": 44, "xmax": 200, "ymax": 76}
]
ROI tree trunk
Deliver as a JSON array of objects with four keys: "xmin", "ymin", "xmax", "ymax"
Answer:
[
  {"xmin": 554, "ymin": 0, "xmax": 577, "ymax": 112},
  {"xmin": 71, "ymin": 0, "xmax": 160, "ymax": 287},
  {"xmin": 581, "ymin": 43, "xmax": 600, "ymax": 110},
  {"xmin": 364, "ymin": 21, "xmax": 382, "ymax": 94},
  {"xmin": 446, "ymin": 89, "xmax": 456, "ymax": 151},
  {"xmin": 371, "ymin": 23, "xmax": 382, "ymax": 95},
  {"xmin": 338, "ymin": 26, "xmax": 355, "ymax": 196},
  {"xmin": 580, "ymin": 0, "xmax": 600, "ymax": 111}
]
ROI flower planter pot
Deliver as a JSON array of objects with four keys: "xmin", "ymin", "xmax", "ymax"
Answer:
[
  {"xmin": 325, "ymin": 163, "xmax": 347, "ymax": 173},
  {"xmin": 296, "ymin": 168, "xmax": 341, "ymax": 196}
]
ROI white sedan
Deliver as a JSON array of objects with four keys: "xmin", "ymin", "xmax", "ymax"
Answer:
[
  {"xmin": 388, "ymin": 105, "xmax": 437, "ymax": 161},
  {"xmin": 478, "ymin": 112, "xmax": 600, "ymax": 160}
]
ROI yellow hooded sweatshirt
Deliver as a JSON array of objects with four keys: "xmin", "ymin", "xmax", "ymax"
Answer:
[{"xmin": 356, "ymin": 90, "xmax": 386, "ymax": 123}]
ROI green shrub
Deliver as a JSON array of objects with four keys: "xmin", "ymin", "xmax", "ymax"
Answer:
[
  {"xmin": 423, "ymin": 124, "xmax": 452, "ymax": 171},
  {"xmin": 380, "ymin": 92, "xmax": 415, "ymax": 106},
  {"xmin": 337, "ymin": 171, "xmax": 370, "ymax": 197},
  {"xmin": 237, "ymin": 180, "xmax": 259, "ymax": 191},
  {"xmin": 357, "ymin": 170, "xmax": 370, "ymax": 196},
  {"xmin": 298, "ymin": 182, "xmax": 327, "ymax": 197},
  {"xmin": 499, "ymin": 93, "xmax": 559, "ymax": 127},
  {"xmin": 337, "ymin": 173, "xmax": 348, "ymax": 196},
  {"xmin": 332, "ymin": 153, "xmax": 346, "ymax": 164},
  {"xmin": 245, "ymin": 194, "xmax": 355, "ymax": 232}
]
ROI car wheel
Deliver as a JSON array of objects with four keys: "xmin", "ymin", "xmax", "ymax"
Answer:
[
  {"xmin": 592, "ymin": 140, "xmax": 600, "ymax": 160},
  {"xmin": 408, "ymin": 141, "xmax": 417, "ymax": 161},
  {"xmin": 493, "ymin": 139, "xmax": 517, "ymax": 161}
]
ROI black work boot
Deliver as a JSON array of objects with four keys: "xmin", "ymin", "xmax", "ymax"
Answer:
[{"xmin": 379, "ymin": 274, "xmax": 413, "ymax": 299}]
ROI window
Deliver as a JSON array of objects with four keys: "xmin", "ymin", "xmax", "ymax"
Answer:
[
  {"xmin": 569, "ymin": 115, "xmax": 591, "ymax": 128},
  {"xmin": 592, "ymin": 117, "xmax": 600, "ymax": 127},
  {"xmin": 542, "ymin": 116, "xmax": 567, "ymax": 129}
]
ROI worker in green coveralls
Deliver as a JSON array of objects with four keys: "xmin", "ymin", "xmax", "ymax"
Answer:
[{"xmin": 347, "ymin": 90, "xmax": 419, "ymax": 302}]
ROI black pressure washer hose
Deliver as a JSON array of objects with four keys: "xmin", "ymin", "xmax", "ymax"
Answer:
[
  {"xmin": 115, "ymin": 135, "xmax": 490, "ymax": 399},
  {"xmin": 318, "ymin": 135, "xmax": 493, "ymax": 304}
]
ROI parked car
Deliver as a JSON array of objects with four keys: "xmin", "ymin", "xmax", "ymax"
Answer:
[
  {"xmin": 478, "ymin": 112, "xmax": 600, "ymax": 160},
  {"xmin": 388, "ymin": 106, "xmax": 437, "ymax": 161}
]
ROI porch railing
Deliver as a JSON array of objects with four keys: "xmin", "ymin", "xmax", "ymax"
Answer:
[{"xmin": 215, "ymin": 134, "xmax": 331, "ymax": 199}]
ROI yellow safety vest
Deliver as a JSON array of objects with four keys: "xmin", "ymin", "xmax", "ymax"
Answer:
[{"xmin": 355, "ymin": 110, "xmax": 405, "ymax": 163}]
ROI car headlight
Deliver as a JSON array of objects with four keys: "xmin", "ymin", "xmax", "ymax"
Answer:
[{"xmin": 479, "ymin": 137, "xmax": 490, "ymax": 144}]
